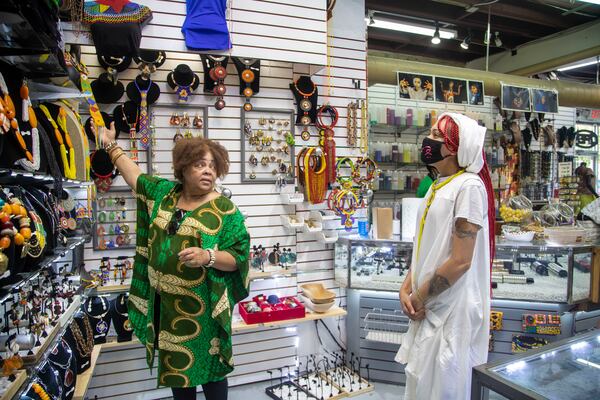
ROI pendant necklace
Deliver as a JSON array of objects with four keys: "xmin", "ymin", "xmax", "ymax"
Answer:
[
  {"xmin": 293, "ymin": 78, "xmax": 316, "ymax": 140},
  {"xmin": 172, "ymin": 73, "xmax": 197, "ymax": 103},
  {"xmin": 85, "ymin": 296, "xmax": 110, "ymax": 335},
  {"xmin": 114, "ymin": 295, "xmax": 133, "ymax": 332},
  {"xmin": 134, "ymin": 77, "xmax": 152, "ymax": 150},
  {"xmin": 49, "ymin": 339, "xmax": 75, "ymax": 388},
  {"xmin": 240, "ymin": 58, "xmax": 256, "ymax": 111}
]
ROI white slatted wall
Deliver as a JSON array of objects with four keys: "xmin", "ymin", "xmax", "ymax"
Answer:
[{"xmin": 60, "ymin": 0, "xmax": 366, "ymax": 398}]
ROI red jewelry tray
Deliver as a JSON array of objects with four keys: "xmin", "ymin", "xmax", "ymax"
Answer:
[{"xmin": 239, "ymin": 296, "xmax": 305, "ymax": 325}]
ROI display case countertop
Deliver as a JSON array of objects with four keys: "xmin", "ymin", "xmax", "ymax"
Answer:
[{"xmin": 472, "ymin": 329, "xmax": 600, "ymax": 400}]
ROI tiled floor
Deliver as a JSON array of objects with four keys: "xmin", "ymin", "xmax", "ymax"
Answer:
[{"xmin": 223, "ymin": 381, "xmax": 404, "ymax": 400}]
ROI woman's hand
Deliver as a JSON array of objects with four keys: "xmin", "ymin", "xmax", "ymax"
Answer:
[
  {"xmin": 178, "ymin": 247, "xmax": 210, "ymax": 268},
  {"xmin": 90, "ymin": 121, "xmax": 117, "ymax": 145},
  {"xmin": 400, "ymin": 287, "xmax": 425, "ymax": 321}
]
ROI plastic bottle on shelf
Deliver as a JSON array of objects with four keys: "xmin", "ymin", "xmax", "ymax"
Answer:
[
  {"xmin": 391, "ymin": 170, "xmax": 399, "ymax": 191},
  {"xmin": 431, "ymin": 110, "xmax": 437, "ymax": 126},
  {"xmin": 403, "ymin": 144, "xmax": 411, "ymax": 163},
  {"xmin": 406, "ymin": 108, "xmax": 413, "ymax": 126},
  {"xmin": 392, "ymin": 144, "xmax": 399, "ymax": 163}
]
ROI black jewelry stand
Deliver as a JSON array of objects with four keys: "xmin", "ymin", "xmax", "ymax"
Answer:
[
  {"xmin": 82, "ymin": 296, "xmax": 111, "ymax": 344},
  {"xmin": 48, "ymin": 339, "xmax": 77, "ymax": 400},
  {"xmin": 63, "ymin": 312, "xmax": 93, "ymax": 374},
  {"xmin": 290, "ymin": 75, "xmax": 318, "ymax": 125},
  {"xmin": 110, "ymin": 293, "xmax": 133, "ymax": 342},
  {"xmin": 167, "ymin": 64, "xmax": 200, "ymax": 91}
]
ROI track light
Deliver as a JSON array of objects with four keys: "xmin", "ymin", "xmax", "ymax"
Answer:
[
  {"xmin": 460, "ymin": 31, "xmax": 471, "ymax": 50},
  {"xmin": 494, "ymin": 31, "xmax": 502, "ymax": 47},
  {"xmin": 431, "ymin": 22, "xmax": 441, "ymax": 45}
]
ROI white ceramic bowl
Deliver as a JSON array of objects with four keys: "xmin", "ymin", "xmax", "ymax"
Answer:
[{"xmin": 298, "ymin": 294, "xmax": 335, "ymax": 313}]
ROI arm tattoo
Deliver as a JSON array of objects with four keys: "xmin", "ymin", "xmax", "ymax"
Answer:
[
  {"xmin": 428, "ymin": 273, "xmax": 451, "ymax": 297},
  {"xmin": 455, "ymin": 226, "xmax": 478, "ymax": 239}
]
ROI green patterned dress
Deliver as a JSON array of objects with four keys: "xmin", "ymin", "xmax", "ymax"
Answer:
[{"xmin": 128, "ymin": 174, "xmax": 250, "ymax": 388}]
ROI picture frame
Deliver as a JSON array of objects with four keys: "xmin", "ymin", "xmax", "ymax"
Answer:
[
  {"xmin": 501, "ymin": 84, "xmax": 531, "ymax": 112},
  {"xmin": 434, "ymin": 76, "xmax": 468, "ymax": 104},
  {"xmin": 531, "ymin": 88, "xmax": 559, "ymax": 114},
  {"xmin": 397, "ymin": 71, "xmax": 434, "ymax": 101},
  {"xmin": 467, "ymin": 80, "xmax": 485, "ymax": 106}
]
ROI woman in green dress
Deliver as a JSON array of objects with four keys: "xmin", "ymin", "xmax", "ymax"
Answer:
[{"xmin": 100, "ymin": 123, "xmax": 249, "ymax": 400}]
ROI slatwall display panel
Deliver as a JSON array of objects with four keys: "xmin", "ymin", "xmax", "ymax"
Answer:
[
  {"xmin": 69, "ymin": 0, "xmax": 367, "ymax": 396},
  {"xmin": 62, "ymin": 0, "xmax": 327, "ymax": 66}
]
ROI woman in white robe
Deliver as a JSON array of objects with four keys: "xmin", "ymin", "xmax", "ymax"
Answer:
[{"xmin": 395, "ymin": 112, "xmax": 496, "ymax": 400}]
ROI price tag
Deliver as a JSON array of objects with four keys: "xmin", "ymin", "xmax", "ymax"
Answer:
[{"xmin": 558, "ymin": 162, "xmax": 572, "ymax": 178}]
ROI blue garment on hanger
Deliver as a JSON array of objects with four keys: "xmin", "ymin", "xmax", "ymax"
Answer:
[{"xmin": 182, "ymin": 0, "xmax": 232, "ymax": 51}]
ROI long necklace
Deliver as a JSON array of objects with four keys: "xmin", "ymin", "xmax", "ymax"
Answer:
[
  {"xmin": 134, "ymin": 77, "xmax": 152, "ymax": 150},
  {"xmin": 122, "ymin": 105, "xmax": 139, "ymax": 161},
  {"xmin": 346, "ymin": 101, "xmax": 357, "ymax": 147},
  {"xmin": 240, "ymin": 58, "xmax": 257, "ymax": 111},
  {"xmin": 15, "ymin": 80, "xmax": 41, "ymax": 170},
  {"xmin": 39, "ymin": 105, "xmax": 77, "ymax": 179},
  {"xmin": 415, "ymin": 169, "xmax": 465, "ymax": 261},
  {"xmin": 70, "ymin": 316, "xmax": 94, "ymax": 358},
  {"xmin": 360, "ymin": 99, "xmax": 368, "ymax": 154},
  {"xmin": 114, "ymin": 295, "xmax": 133, "ymax": 332},
  {"xmin": 0, "ymin": 72, "xmax": 18, "ymax": 135},
  {"xmin": 316, "ymin": 105, "xmax": 338, "ymax": 185},
  {"xmin": 301, "ymin": 147, "xmax": 327, "ymax": 204}
]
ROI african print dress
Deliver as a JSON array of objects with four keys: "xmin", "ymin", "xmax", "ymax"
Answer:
[{"xmin": 128, "ymin": 174, "xmax": 250, "ymax": 388}]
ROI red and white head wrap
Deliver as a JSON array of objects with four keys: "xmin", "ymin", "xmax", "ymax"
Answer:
[{"xmin": 435, "ymin": 113, "xmax": 496, "ymax": 267}]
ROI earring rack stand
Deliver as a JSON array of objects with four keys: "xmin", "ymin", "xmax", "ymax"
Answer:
[
  {"xmin": 92, "ymin": 187, "xmax": 136, "ymax": 251},
  {"xmin": 240, "ymin": 107, "xmax": 296, "ymax": 183}
]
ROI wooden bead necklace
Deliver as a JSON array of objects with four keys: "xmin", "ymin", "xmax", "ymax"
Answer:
[{"xmin": 16, "ymin": 79, "xmax": 41, "ymax": 170}]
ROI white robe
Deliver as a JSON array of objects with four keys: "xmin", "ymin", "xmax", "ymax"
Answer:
[{"xmin": 395, "ymin": 172, "xmax": 491, "ymax": 400}]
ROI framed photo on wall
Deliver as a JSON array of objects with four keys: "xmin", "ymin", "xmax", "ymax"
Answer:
[
  {"xmin": 532, "ymin": 89, "xmax": 559, "ymax": 114},
  {"xmin": 397, "ymin": 71, "xmax": 434, "ymax": 101},
  {"xmin": 501, "ymin": 84, "xmax": 531, "ymax": 112},
  {"xmin": 434, "ymin": 76, "xmax": 468, "ymax": 104},
  {"xmin": 467, "ymin": 80, "xmax": 485, "ymax": 106}
]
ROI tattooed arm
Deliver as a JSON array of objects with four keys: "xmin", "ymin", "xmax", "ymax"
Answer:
[{"xmin": 412, "ymin": 218, "xmax": 481, "ymax": 307}]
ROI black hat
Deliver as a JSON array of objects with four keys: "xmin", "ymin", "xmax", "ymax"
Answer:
[
  {"xmin": 90, "ymin": 149, "xmax": 118, "ymax": 179},
  {"xmin": 97, "ymin": 55, "xmax": 132, "ymax": 73},
  {"xmin": 84, "ymin": 112, "xmax": 115, "ymax": 143},
  {"xmin": 113, "ymin": 101, "xmax": 140, "ymax": 134},
  {"xmin": 91, "ymin": 73, "xmax": 125, "ymax": 104},
  {"xmin": 133, "ymin": 50, "xmax": 167, "ymax": 68},
  {"xmin": 167, "ymin": 64, "xmax": 200, "ymax": 90}
]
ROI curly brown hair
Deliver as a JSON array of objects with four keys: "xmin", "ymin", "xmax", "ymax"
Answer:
[{"xmin": 172, "ymin": 137, "xmax": 230, "ymax": 181}]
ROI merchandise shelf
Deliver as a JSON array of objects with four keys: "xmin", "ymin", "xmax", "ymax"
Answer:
[
  {"xmin": 231, "ymin": 306, "xmax": 347, "ymax": 332},
  {"xmin": 0, "ymin": 236, "xmax": 87, "ymax": 303},
  {"xmin": 0, "ymin": 168, "xmax": 93, "ymax": 188}
]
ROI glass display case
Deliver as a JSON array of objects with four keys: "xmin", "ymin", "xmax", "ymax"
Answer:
[
  {"xmin": 472, "ymin": 330, "xmax": 600, "ymax": 400},
  {"xmin": 493, "ymin": 239, "xmax": 594, "ymax": 304},
  {"xmin": 334, "ymin": 236, "xmax": 413, "ymax": 292},
  {"xmin": 335, "ymin": 236, "xmax": 597, "ymax": 304}
]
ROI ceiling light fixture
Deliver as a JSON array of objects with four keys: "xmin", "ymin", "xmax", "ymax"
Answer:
[
  {"xmin": 494, "ymin": 31, "xmax": 502, "ymax": 47},
  {"xmin": 364, "ymin": 15, "xmax": 457, "ymax": 40},
  {"xmin": 576, "ymin": 0, "xmax": 600, "ymax": 5},
  {"xmin": 557, "ymin": 59, "xmax": 600, "ymax": 72},
  {"xmin": 431, "ymin": 21, "xmax": 441, "ymax": 44},
  {"xmin": 460, "ymin": 30, "xmax": 472, "ymax": 50}
]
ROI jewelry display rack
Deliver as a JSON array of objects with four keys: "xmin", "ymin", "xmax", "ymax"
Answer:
[
  {"xmin": 241, "ymin": 108, "xmax": 296, "ymax": 183},
  {"xmin": 92, "ymin": 187, "xmax": 136, "ymax": 251}
]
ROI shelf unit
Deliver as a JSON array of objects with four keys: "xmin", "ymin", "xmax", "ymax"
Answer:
[
  {"xmin": 73, "ymin": 345, "xmax": 102, "ymax": 400},
  {"xmin": 0, "ymin": 169, "xmax": 93, "ymax": 188}
]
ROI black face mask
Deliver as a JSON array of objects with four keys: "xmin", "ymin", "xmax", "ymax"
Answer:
[{"xmin": 421, "ymin": 137, "xmax": 448, "ymax": 165}]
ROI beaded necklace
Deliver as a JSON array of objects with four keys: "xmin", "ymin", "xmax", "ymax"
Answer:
[
  {"xmin": 39, "ymin": 105, "xmax": 77, "ymax": 179},
  {"xmin": 0, "ymin": 72, "xmax": 17, "ymax": 135}
]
